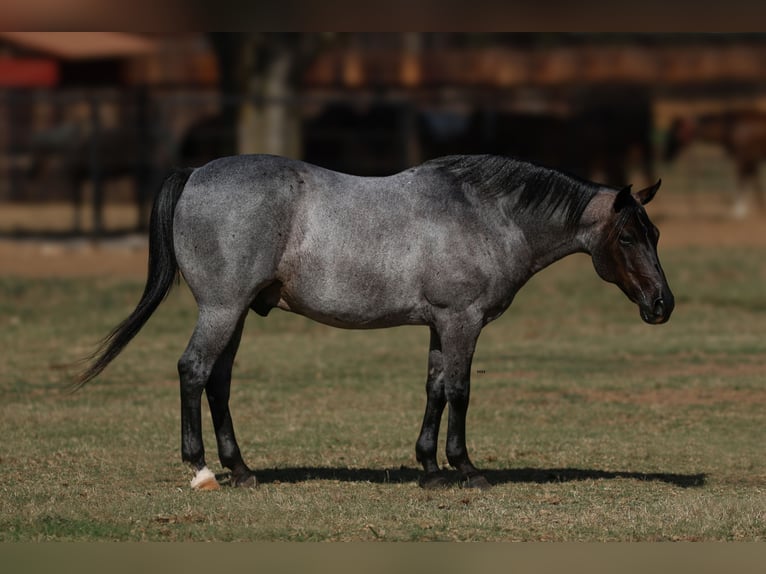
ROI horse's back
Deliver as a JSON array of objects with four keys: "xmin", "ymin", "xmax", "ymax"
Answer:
[
  {"xmin": 176, "ymin": 153, "xmax": 466, "ymax": 238},
  {"xmin": 181, "ymin": 154, "xmax": 314, "ymax": 199}
]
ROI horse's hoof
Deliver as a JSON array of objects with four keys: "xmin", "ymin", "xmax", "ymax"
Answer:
[
  {"xmin": 463, "ymin": 474, "xmax": 491, "ymax": 490},
  {"xmin": 420, "ymin": 473, "xmax": 450, "ymax": 489},
  {"xmin": 190, "ymin": 467, "xmax": 221, "ymax": 491},
  {"xmin": 231, "ymin": 471, "xmax": 258, "ymax": 488}
]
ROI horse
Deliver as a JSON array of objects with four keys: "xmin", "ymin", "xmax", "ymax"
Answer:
[
  {"xmin": 25, "ymin": 122, "xmax": 168, "ymax": 232},
  {"xmin": 419, "ymin": 89, "xmax": 655, "ymax": 189},
  {"xmin": 665, "ymin": 111, "xmax": 766, "ymax": 218},
  {"xmin": 74, "ymin": 153, "xmax": 674, "ymax": 491}
]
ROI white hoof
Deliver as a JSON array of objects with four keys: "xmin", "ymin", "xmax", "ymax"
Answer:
[{"xmin": 190, "ymin": 466, "xmax": 220, "ymax": 490}]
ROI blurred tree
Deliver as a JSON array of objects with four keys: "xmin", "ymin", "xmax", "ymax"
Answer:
[{"xmin": 207, "ymin": 33, "xmax": 325, "ymax": 159}]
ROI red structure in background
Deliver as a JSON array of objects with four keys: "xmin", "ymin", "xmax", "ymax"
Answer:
[{"xmin": 0, "ymin": 58, "xmax": 59, "ymax": 88}]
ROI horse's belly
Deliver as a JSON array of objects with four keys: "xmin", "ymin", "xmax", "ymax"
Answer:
[
  {"xmin": 275, "ymin": 278, "xmax": 425, "ymax": 329},
  {"xmin": 276, "ymin": 299, "xmax": 422, "ymax": 329}
]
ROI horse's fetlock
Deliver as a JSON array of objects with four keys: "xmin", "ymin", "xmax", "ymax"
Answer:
[{"xmin": 415, "ymin": 441, "xmax": 431, "ymax": 463}]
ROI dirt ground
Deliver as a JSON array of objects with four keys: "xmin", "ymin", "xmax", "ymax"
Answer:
[{"xmin": 0, "ymin": 193, "xmax": 765, "ymax": 279}]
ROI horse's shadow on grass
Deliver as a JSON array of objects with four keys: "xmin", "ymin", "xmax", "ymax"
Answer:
[{"xmin": 219, "ymin": 467, "xmax": 706, "ymax": 488}]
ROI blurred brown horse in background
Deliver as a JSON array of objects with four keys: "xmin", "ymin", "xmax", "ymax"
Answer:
[{"xmin": 665, "ymin": 110, "xmax": 766, "ymax": 218}]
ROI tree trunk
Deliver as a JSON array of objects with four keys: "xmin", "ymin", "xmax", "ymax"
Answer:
[{"xmin": 239, "ymin": 49, "xmax": 302, "ymax": 158}]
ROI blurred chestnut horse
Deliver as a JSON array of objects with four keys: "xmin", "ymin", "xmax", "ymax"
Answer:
[{"xmin": 665, "ymin": 111, "xmax": 766, "ymax": 217}]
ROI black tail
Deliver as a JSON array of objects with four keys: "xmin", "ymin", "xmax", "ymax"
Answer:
[{"xmin": 71, "ymin": 167, "xmax": 195, "ymax": 390}]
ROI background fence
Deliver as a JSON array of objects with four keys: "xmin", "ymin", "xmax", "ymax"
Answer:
[{"xmin": 2, "ymin": 34, "xmax": 766, "ymax": 236}]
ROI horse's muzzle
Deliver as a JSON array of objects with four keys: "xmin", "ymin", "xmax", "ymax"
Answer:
[{"xmin": 640, "ymin": 295, "xmax": 674, "ymax": 325}]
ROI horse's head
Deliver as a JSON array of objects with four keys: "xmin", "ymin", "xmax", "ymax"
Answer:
[{"xmin": 587, "ymin": 180, "xmax": 674, "ymax": 325}]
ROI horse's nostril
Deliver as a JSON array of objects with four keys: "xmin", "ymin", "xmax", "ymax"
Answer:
[{"xmin": 653, "ymin": 298, "xmax": 665, "ymax": 317}]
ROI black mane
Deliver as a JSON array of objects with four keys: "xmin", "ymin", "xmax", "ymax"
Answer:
[{"xmin": 427, "ymin": 154, "xmax": 603, "ymax": 228}]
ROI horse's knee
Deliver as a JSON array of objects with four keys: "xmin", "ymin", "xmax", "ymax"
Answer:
[
  {"xmin": 446, "ymin": 441, "xmax": 469, "ymax": 470},
  {"xmin": 444, "ymin": 381, "xmax": 470, "ymax": 407}
]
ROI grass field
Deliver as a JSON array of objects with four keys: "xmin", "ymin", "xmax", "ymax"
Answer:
[{"xmin": 0, "ymin": 239, "xmax": 765, "ymax": 541}]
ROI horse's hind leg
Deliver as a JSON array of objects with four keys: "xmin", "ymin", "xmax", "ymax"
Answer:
[
  {"xmin": 205, "ymin": 314, "xmax": 258, "ymax": 487},
  {"xmin": 178, "ymin": 305, "xmax": 246, "ymax": 490}
]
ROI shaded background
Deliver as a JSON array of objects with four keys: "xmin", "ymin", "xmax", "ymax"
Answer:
[{"xmin": 1, "ymin": 32, "xmax": 766, "ymax": 237}]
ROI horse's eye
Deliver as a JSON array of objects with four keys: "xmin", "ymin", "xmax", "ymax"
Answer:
[{"xmin": 619, "ymin": 235, "xmax": 634, "ymax": 246}]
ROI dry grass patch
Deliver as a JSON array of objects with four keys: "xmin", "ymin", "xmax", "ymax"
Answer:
[{"xmin": 0, "ymin": 244, "xmax": 764, "ymax": 540}]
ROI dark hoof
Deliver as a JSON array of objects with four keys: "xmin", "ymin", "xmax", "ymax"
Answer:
[
  {"xmin": 462, "ymin": 474, "xmax": 491, "ymax": 490},
  {"xmin": 419, "ymin": 472, "xmax": 450, "ymax": 489},
  {"xmin": 231, "ymin": 471, "xmax": 258, "ymax": 488}
]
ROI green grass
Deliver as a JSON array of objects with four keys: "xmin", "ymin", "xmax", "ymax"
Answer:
[{"xmin": 0, "ymin": 246, "xmax": 764, "ymax": 540}]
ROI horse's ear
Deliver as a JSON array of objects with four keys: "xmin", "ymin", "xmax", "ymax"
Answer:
[
  {"xmin": 635, "ymin": 179, "xmax": 661, "ymax": 205},
  {"xmin": 614, "ymin": 184, "xmax": 634, "ymax": 212}
]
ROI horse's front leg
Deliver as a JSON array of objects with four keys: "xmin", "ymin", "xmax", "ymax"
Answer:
[
  {"xmin": 415, "ymin": 327, "xmax": 448, "ymax": 488},
  {"xmin": 440, "ymin": 319, "xmax": 491, "ymax": 490}
]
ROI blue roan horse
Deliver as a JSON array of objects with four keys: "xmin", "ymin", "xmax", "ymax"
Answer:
[{"xmin": 76, "ymin": 154, "xmax": 674, "ymax": 490}]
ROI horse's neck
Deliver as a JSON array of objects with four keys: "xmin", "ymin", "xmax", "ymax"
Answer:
[
  {"xmin": 521, "ymin": 219, "xmax": 589, "ymax": 275},
  {"xmin": 525, "ymin": 189, "xmax": 615, "ymax": 274}
]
